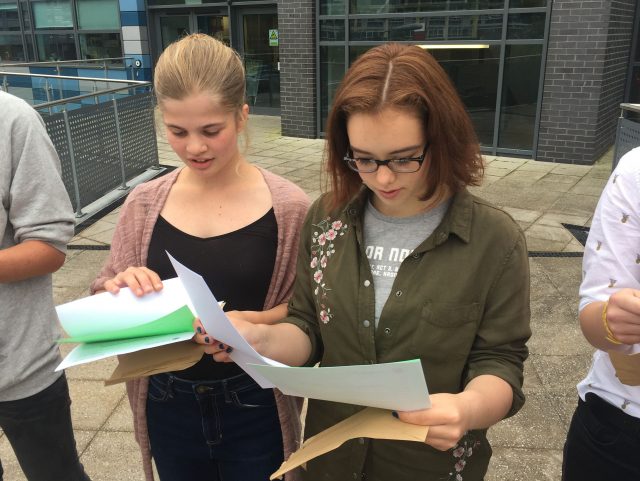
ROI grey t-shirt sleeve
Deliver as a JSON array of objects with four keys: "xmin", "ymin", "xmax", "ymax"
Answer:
[{"xmin": 7, "ymin": 97, "xmax": 74, "ymax": 252}]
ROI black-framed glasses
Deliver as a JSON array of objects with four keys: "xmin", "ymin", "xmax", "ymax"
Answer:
[{"xmin": 344, "ymin": 143, "xmax": 430, "ymax": 173}]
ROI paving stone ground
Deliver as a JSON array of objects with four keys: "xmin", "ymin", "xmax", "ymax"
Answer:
[{"xmin": 0, "ymin": 115, "xmax": 613, "ymax": 481}]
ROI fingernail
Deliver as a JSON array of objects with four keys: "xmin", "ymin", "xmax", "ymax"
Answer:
[
  {"xmin": 204, "ymin": 336, "xmax": 210, "ymax": 344},
  {"xmin": 219, "ymin": 343, "xmax": 225, "ymax": 349},
  {"xmin": 196, "ymin": 327, "xmax": 202, "ymax": 334},
  {"xmin": 225, "ymin": 347, "xmax": 233, "ymax": 353},
  {"xmin": 391, "ymin": 411, "xmax": 398, "ymax": 418}
]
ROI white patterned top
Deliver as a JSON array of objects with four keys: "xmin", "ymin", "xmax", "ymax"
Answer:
[{"xmin": 578, "ymin": 146, "xmax": 640, "ymax": 418}]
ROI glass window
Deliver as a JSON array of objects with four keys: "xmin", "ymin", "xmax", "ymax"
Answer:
[
  {"xmin": 320, "ymin": 45, "xmax": 345, "ymax": 132},
  {"xmin": 76, "ymin": 0, "xmax": 119, "ymax": 30},
  {"xmin": 349, "ymin": 44, "xmax": 371, "ymax": 65},
  {"xmin": 196, "ymin": 14, "xmax": 230, "ymax": 45},
  {"xmin": 507, "ymin": 12, "xmax": 545, "ymax": 39},
  {"xmin": 0, "ymin": 34, "xmax": 24, "ymax": 60},
  {"xmin": 498, "ymin": 44, "xmax": 542, "ymax": 150},
  {"xmin": 350, "ymin": 15, "xmax": 501, "ymax": 42},
  {"xmin": 629, "ymin": 66, "xmax": 640, "ymax": 103},
  {"xmin": 320, "ymin": 0, "xmax": 345, "ymax": 15},
  {"xmin": 509, "ymin": 0, "xmax": 546, "ymax": 7},
  {"xmin": 25, "ymin": 32, "xmax": 34, "ymax": 60},
  {"xmin": 79, "ymin": 32, "xmax": 121, "ymax": 60},
  {"xmin": 0, "ymin": 3, "xmax": 20, "ymax": 31},
  {"xmin": 32, "ymin": 0, "xmax": 73, "ymax": 29},
  {"xmin": 35, "ymin": 32, "xmax": 75, "ymax": 60},
  {"xmin": 320, "ymin": 19, "xmax": 345, "ymax": 41},
  {"xmin": 349, "ymin": 0, "xmax": 505, "ymax": 14},
  {"xmin": 431, "ymin": 45, "xmax": 501, "ymax": 146}
]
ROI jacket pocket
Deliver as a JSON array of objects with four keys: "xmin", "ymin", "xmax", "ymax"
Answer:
[{"xmin": 410, "ymin": 301, "xmax": 481, "ymax": 362}]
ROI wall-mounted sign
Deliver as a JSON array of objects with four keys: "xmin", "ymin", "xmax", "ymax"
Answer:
[{"xmin": 269, "ymin": 29, "xmax": 279, "ymax": 47}]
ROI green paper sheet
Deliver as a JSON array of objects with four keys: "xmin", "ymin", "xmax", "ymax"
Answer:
[{"xmin": 58, "ymin": 305, "xmax": 195, "ymax": 343}]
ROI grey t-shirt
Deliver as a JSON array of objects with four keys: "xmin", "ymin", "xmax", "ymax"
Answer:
[
  {"xmin": 364, "ymin": 199, "xmax": 449, "ymax": 327},
  {"xmin": 0, "ymin": 91, "xmax": 74, "ymax": 401}
]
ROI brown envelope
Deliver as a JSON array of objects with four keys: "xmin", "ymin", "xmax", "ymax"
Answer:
[
  {"xmin": 608, "ymin": 350, "xmax": 640, "ymax": 386},
  {"xmin": 104, "ymin": 341, "xmax": 205, "ymax": 386},
  {"xmin": 270, "ymin": 407, "xmax": 429, "ymax": 480}
]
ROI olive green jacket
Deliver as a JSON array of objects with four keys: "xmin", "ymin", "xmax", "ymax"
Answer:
[{"xmin": 283, "ymin": 187, "xmax": 531, "ymax": 481}]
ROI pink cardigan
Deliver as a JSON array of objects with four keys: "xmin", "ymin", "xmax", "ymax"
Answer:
[{"xmin": 91, "ymin": 167, "xmax": 310, "ymax": 481}]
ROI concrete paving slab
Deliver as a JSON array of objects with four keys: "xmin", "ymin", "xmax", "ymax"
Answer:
[
  {"xmin": 103, "ymin": 396, "xmax": 135, "ymax": 432},
  {"xmin": 530, "ymin": 355, "xmax": 593, "ymax": 397},
  {"xmin": 487, "ymin": 392, "xmax": 567, "ymax": 449},
  {"xmin": 80, "ymin": 431, "xmax": 145, "ymax": 481},
  {"xmin": 486, "ymin": 447, "xmax": 563, "ymax": 481},
  {"xmin": 68, "ymin": 381, "xmax": 126, "ymax": 431}
]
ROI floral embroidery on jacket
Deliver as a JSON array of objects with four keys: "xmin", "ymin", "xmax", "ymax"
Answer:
[
  {"xmin": 310, "ymin": 217, "xmax": 348, "ymax": 324},
  {"xmin": 446, "ymin": 432, "xmax": 480, "ymax": 481}
]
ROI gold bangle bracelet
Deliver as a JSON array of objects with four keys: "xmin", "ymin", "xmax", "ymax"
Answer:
[{"xmin": 602, "ymin": 300, "xmax": 623, "ymax": 345}]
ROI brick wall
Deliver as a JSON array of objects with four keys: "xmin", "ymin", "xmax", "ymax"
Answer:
[
  {"xmin": 277, "ymin": 0, "xmax": 317, "ymax": 138},
  {"xmin": 537, "ymin": 0, "xmax": 635, "ymax": 164}
]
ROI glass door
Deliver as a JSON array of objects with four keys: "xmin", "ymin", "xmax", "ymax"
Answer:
[
  {"xmin": 154, "ymin": 9, "xmax": 229, "ymax": 59},
  {"xmin": 159, "ymin": 15, "xmax": 190, "ymax": 51},
  {"xmin": 235, "ymin": 7, "xmax": 280, "ymax": 114}
]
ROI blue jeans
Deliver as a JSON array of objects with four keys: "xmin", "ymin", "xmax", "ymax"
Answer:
[
  {"xmin": 146, "ymin": 372, "xmax": 284, "ymax": 481},
  {"xmin": 0, "ymin": 373, "xmax": 90, "ymax": 481}
]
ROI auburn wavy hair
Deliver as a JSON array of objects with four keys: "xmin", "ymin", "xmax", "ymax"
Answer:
[{"xmin": 324, "ymin": 43, "xmax": 484, "ymax": 210}]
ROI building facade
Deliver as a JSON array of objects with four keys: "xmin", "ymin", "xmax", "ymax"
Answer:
[{"xmin": 1, "ymin": 0, "xmax": 638, "ymax": 163}]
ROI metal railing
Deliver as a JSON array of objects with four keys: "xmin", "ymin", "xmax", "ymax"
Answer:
[
  {"xmin": 1, "ymin": 71, "xmax": 162, "ymax": 223},
  {"xmin": 0, "ymin": 57, "xmax": 141, "ymax": 80},
  {"xmin": 613, "ymin": 103, "xmax": 640, "ymax": 170}
]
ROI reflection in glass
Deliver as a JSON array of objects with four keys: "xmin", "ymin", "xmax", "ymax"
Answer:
[
  {"xmin": 349, "ymin": 0, "xmax": 505, "ymax": 14},
  {"xmin": 25, "ymin": 33, "xmax": 34, "ymax": 60},
  {"xmin": 320, "ymin": 19, "xmax": 345, "ymax": 41},
  {"xmin": 0, "ymin": 3, "xmax": 20, "ymax": 31},
  {"xmin": 197, "ymin": 15, "xmax": 230, "ymax": 45},
  {"xmin": 629, "ymin": 66, "xmax": 640, "ymax": 103},
  {"xmin": 320, "ymin": 0, "xmax": 345, "ymax": 15},
  {"xmin": 32, "ymin": 0, "xmax": 73, "ymax": 28},
  {"xmin": 498, "ymin": 44, "xmax": 542, "ymax": 150},
  {"xmin": 509, "ymin": 0, "xmax": 546, "ymax": 7},
  {"xmin": 243, "ymin": 13, "xmax": 279, "ymax": 109},
  {"xmin": 20, "ymin": 0, "xmax": 30, "ymax": 29},
  {"xmin": 431, "ymin": 45, "xmax": 500, "ymax": 146},
  {"xmin": 507, "ymin": 12, "xmax": 545, "ymax": 39},
  {"xmin": 35, "ymin": 32, "xmax": 75, "ymax": 60},
  {"xmin": 0, "ymin": 34, "xmax": 25, "ymax": 61},
  {"xmin": 349, "ymin": 15, "xmax": 501, "ymax": 42},
  {"xmin": 349, "ymin": 45, "xmax": 371, "ymax": 65},
  {"xmin": 76, "ymin": 0, "xmax": 119, "ymax": 30},
  {"xmin": 320, "ymin": 46, "xmax": 345, "ymax": 132},
  {"xmin": 79, "ymin": 33, "xmax": 122, "ymax": 60},
  {"xmin": 160, "ymin": 16, "xmax": 190, "ymax": 50}
]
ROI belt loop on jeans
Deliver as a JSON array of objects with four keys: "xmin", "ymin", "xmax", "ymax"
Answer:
[
  {"xmin": 166, "ymin": 375, "xmax": 175, "ymax": 399},
  {"xmin": 221, "ymin": 379, "xmax": 232, "ymax": 404}
]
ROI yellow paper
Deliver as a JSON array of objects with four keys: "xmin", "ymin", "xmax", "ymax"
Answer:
[
  {"xmin": 608, "ymin": 350, "xmax": 640, "ymax": 386},
  {"xmin": 270, "ymin": 407, "xmax": 428, "ymax": 480}
]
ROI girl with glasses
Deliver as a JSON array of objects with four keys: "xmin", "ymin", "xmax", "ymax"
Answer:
[{"xmin": 196, "ymin": 43, "xmax": 531, "ymax": 481}]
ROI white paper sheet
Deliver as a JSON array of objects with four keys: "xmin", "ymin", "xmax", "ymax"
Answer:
[
  {"xmin": 167, "ymin": 253, "xmax": 285, "ymax": 388},
  {"xmin": 248, "ymin": 360, "xmax": 430, "ymax": 411},
  {"xmin": 56, "ymin": 277, "xmax": 193, "ymax": 337},
  {"xmin": 56, "ymin": 332, "xmax": 195, "ymax": 370}
]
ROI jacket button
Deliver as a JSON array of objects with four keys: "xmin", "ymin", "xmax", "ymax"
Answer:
[
  {"xmin": 363, "ymin": 320, "xmax": 370, "ymax": 328},
  {"xmin": 395, "ymin": 290, "xmax": 402, "ymax": 297},
  {"xmin": 411, "ymin": 252, "xmax": 419, "ymax": 259},
  {"xmin": 384, "ymin": 327, "xmax": 391, "ymax": 335},
  {"xmin": 364, "ymin": 279, "xmax": 371, "ymax": 287}
]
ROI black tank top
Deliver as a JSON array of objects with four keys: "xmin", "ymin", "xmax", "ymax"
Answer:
[{"xmin": 146, "ymin": 209, "xmax": 277, "ymax": 380}]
